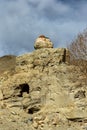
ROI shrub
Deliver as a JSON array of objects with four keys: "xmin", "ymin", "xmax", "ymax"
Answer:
[{"xmin": 68, "ymin": 29, "xmax": 87, "ymax": 75}]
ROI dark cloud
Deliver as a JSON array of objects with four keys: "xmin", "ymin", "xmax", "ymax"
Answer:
[{"xmin": 0, "ymin": 0, "xmax": 87, "ymax": 56}]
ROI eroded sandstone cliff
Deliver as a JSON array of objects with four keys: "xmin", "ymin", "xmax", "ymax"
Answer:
[{"xmin": 0, "ymin": 38, "xmax": 87, "ymax": 130}]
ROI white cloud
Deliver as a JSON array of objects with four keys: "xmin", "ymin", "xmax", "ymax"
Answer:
[{"xmin": 0, "ymin": 0, "xmax": 87, "ymax": 56}]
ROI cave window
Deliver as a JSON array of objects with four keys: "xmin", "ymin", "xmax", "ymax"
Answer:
[
  {"xmin": 18, "ymin": 83, "xmax": 30, "ymax": 97},
  {"xmin": 28, "ymin": 107, "xmax": 40, "ymax": 114}
]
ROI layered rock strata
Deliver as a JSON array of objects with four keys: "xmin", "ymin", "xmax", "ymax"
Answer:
[{"xmin": 0, "ymin": 39, "xmax": 86, "ymax": 130}]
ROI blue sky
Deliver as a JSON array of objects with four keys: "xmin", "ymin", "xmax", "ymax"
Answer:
[{"xmin": 0, "ymin": 0, "xmax": 87, "ymax": 56}]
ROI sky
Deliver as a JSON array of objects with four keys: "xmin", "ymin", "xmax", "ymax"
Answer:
[{"xmin": 0, "ymin": 0, "xmax": 87, "ymax": 56}]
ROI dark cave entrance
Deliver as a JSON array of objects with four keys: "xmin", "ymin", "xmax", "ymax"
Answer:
[
  {"xmin": 28, "ymin": 107, "xmax": 40, "ymax": 114},
  {"xmin": 18, "ymin": 83, "xmax": 30, "ymax": 97}
]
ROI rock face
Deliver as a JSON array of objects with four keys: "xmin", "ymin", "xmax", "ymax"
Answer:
[
  {"xmin": 34, "ymin": 35, "xmax": 54, "ymax": 49},
  {"xmin": 0, "ymin": 46, "xmax": 87, "ymax": 130}
]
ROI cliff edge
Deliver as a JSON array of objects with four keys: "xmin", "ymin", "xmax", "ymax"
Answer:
[{"xmin": 0, "ymin": 36, "xmax": 86, "ymax": 130}]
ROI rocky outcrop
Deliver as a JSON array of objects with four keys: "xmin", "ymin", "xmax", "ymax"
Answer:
[
  {"xmin": 34, "ymin": 35, "xmax": 53, "ymax": 49},
  {"xmin": 0, "ymin": 48, "xmax": 70, "ymax": 110},
  {"xmin": 0, "ymin": 42, "xmax": 86, "ymax": 130}
]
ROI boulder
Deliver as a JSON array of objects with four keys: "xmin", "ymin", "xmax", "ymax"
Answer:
[{"xmin": 34, "ymin": 35, "xmax": 54, "ymax": 49}]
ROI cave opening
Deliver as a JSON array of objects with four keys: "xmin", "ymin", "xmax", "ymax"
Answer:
[
  {"xmin": 28, "ymin": 107, "xmax": 40, "ymax": 114},
  {"xmin": 18, "ymin": 83, "xmax": 30, "ymax": 97}
]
